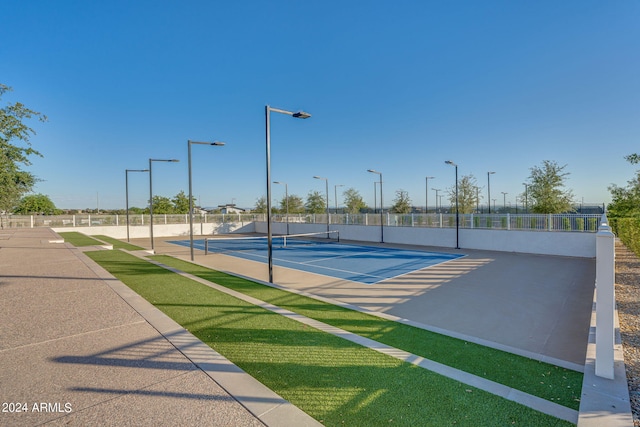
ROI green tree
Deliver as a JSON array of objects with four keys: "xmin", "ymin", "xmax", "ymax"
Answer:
[
  {"xmin": 0, "ymin": 84, "xmax": 47, "ymax": 212},
  {"xmin": 608, "ymin": 154, "xmax": 640, "ymax": 218},
  {"xmin": 305, "ymin": 190, "xmax": 326, "ymax": 214},
  {"xmin": 390, "ymin": 189, "xmax": 412, "ymax": 213},
  {"xmin": 279, "ymin": 194, "xmax": 305, "ymax": 214},
  {"xmin": 172, "ymin": 190, "xmax": 193, "ymax": 214},
  {"xmin": 254, "ymin": 196, "xmax": 267, "ymax": 213},
  {"xmin": 14, "ymin": 193, "xmax": 57, "ymax": 214},
  {"xmin": 524, "ymin": 160, "xmax": 574, "ymax": 213},
  {"xmin": 343, "ymin": 188, "xmax": 367, "ymax": 214},
  {"xmin": 151, "ymin": 195, "xmax": 174, "ymax": 214},
  {"xmin": 625, "ymin": 153, "xmax": 640, "ymax": 165},
  {"xmin": 447, "ymin": 174, "xmax": 479, "ymax": 214}
]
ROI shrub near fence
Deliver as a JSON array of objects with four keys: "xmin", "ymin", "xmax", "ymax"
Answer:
[{"xmin": 611, "ymin": 217, "xmax": 640, "ymax": 257}]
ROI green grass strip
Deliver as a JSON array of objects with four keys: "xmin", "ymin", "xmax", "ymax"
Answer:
[
  {"xmin": 58, "ymin": 231, "xmax": 103, "ymax": 247},
  {"xmin": 93, "ymin": 235, "xmax": 144, "ymax": 250},
  {"xmin": 87, "ymin": 250, "xmax": 572, "ymax": 426},
  {"xmin": 151, "ymin": 255, "xmax": 583, "ymax": 411}
]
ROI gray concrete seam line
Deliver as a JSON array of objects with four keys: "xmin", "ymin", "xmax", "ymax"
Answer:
[
  {"xmin": 71, "ymin": 247, "xmax": 322, "ymax": 427},
  {"xmin": 138, "ymin": 253, "xmax": 579, "ymax": 424}
]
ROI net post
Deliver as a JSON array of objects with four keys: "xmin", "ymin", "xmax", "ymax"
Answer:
[{"xmin": 205, "ymin": 238, "xmax": 208, "ymax": 255}]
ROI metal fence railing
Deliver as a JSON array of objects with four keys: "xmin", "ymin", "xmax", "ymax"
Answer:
[
  {"xmin": 272, "ymin": 213, "xmax": 602, "ymax": 232},
  {"xmin": 0, "ymin": 213, "xmax": 263, "ymax": 229},
  {"xmin": 1, "ymin": 212, "xmax": 601, "ymax": 233}
]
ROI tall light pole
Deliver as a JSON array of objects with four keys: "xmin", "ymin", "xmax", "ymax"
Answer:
[
  {"xmin": 425, "ymin": 176, "xmax": 435, "ymax": 213},
  {"xmin": 125, "ymin": 169, "xmax": 149, "ymax": 242},
  {"xmin": 445, "ymin": 160, "xmax": 459, "ymax": 249},
  {"xmin": 501, "ymin": 191, "xmax": 508, "ymax": 212},
  {"xmin": 487, "ymin": 171, "xmax": 496, "ymax": 214},
  {"xmin": 188, "ymin": 140, "xmax": 225, "ymax": 261},
  {"xmin": 313, "ymin": 176, "xmax": 330, "ymax": 237},
  {"xmin": 149, "ymin": 158, "xmax": 179, "ymax": 253},
  {"xmin": 432, "ymin": 188, "xmax": 441, "ymax": 213},
  {"xmin": 373, "ymin": 181, "xmax": 378, "ymax": 213},
  {"xmin": 367, "ymin": 169, "xmax": 383, "ymax": 243},
  {"xmin": 334, "ymin": 184, "xmax": 344, "ymax": 214},
  {"xmin": 266, "ymin": 105, "xmax": 311, "ymax": 283},
  {"xmin": 273, "ymin": 181, "xmax": 289, "ymax": 235},
  {"xmin": 522, "ymin": 183, "xmax": 529, "ymax": 213}
]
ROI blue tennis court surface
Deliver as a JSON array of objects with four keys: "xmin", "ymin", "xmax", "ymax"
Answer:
[{"xmin": 168, "ymin": 237, "xmax": 465, "ymax": 285}]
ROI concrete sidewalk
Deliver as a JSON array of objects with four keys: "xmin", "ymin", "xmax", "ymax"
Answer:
[{"xmin": 0, "ymin": 228, "xmax": 319, "ymax": 426}]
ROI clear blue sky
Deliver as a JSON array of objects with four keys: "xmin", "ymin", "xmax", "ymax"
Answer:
[{"xmin": 2, "ymin": 1, "xmax": 638, "ymax": 210}]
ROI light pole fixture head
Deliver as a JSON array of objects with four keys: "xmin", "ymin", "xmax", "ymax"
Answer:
[
  {"xmin": 367, "ymin": 169, "xmax": 381, "ymax": 175},
  {"xmin": 488, "ymin": 171, "xmax": 496, "ymax": 175},
  {"xmin": 313, "ymin": 175, "xmax": 327, "ymax": 180},
  {"xmin": 426, "ymin": 176, "xmax": 435, "ymax": 179},
  {"xmin": 292, "ymin": 111, "xmax": 311, "ymax": 119},
  {"xmin": 445, "ymin": 160, "xmax": 457, "ymax": 166},
  {"xmin": 189, "ymin": 140, "xmax": 225, "ymax": 146},
  {"xmin": 150, "ymin": 158, "xmax": 180, "ymax": 163}
]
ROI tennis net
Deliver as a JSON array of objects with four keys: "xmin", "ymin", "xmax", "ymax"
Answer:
[{"xmin": 204, "ymin": 230, "xmax": 340, "ymax": 255}]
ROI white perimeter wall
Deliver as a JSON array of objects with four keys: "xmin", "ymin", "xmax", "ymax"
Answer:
[
  {"xmin": 53, "ymin": 221, "xmax": 256, "ymax": 239},
  {"xmin": 54, "ymin": 220, "xmax": 595, "ymax": 258},
  {"xmin": 258, "ymin": 222, "xmax": 595, "ymax": 258}
]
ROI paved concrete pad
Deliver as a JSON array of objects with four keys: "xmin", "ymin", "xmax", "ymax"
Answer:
[{"xmin": 0, "ymin": 228, "xmax": 319, "ymax": 426}]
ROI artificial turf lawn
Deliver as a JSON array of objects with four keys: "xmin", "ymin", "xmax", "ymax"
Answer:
[
  {"xmin": 150, "ymin": 255, "xmax": 583, "ymax": 411},
  {"xmin": 93, "ymin": 235, "xmax": 144, "ymax": 250},
  {"xmin": 86, "ymin": 250, "xmax": 574, "ymax": 426},
  {"xmin": 57, "ymin": 231, "xmax": 103, "ymax": 246}
]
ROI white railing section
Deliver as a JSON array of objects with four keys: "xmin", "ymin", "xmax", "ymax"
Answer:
[
  {"xmin": 271, "ymin": 213, "xmax": 602, "ymax": 232},
  {"xmin": 1, "ymin": 212, "xmax": 601, "ymax": 232},
  {"xmin": 0, "ymin": 213, "xmax": 263, "ymax": 229}
]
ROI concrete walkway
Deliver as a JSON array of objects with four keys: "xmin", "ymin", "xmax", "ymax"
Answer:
[{"xmin": 0, "ymin": 228, "xmax": 319, "ymax": 426}]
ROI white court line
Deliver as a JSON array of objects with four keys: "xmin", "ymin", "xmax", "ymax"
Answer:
[{"xmin": 237, "ymin": 250, "xmax": 386, "ymax": 282}]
